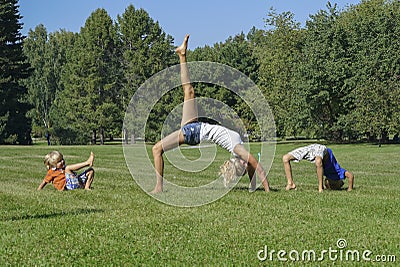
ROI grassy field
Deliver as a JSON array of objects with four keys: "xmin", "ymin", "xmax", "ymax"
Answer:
[{"xmin": 0, "ymin": 142, "xmax": 399, "ymax": 266}]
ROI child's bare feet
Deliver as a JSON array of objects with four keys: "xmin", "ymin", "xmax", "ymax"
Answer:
[
  {"xmin": 87, "ymin": 152, "xmax": 95, "ymax": 167},
  {"xmin": 286, "ymin": 183, "xmax": 297, "ymax": 191},
  {"xmin": 175, "ymin": 34, "xmax": 189, "ymax": 56}
]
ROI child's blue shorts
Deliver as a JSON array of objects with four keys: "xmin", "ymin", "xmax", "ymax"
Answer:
[{"xmin": 65, "ymin": 169, "xmax": 90, "ymax": 190}]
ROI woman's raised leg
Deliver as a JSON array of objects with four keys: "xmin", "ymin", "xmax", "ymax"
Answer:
[{"xmin": 176, "ymin": 34, "xmax": 198, "ymax": 127}]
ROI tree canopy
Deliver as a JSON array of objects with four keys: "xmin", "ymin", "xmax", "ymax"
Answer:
[
  {"xmin": 0, "ymin": 0, "xmax": 31, "ymax": 144},
  {"xmin": 7, "ymin": 0, "xmax": 400, "ymax": 144}
]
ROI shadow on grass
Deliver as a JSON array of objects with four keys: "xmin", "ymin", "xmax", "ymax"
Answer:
[
  {"xmin": 3, "ymin": 208, "xmax": 104, "ymax": 222},
  {"xmin": 231, "ymin": 185, "xmax": 356, "ymax": 192},
  {"xmin": 231, "ymin": 186, "xmax": 280, "ymax": 192}
]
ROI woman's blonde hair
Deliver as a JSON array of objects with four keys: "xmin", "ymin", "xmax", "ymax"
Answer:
[
  {"xmin": 219, "ymin": 157, "xmax": 247, "ymax": 187},
  {"xmin": 44, "ymin": 151, "xmax": 63, "ymax": 169}
]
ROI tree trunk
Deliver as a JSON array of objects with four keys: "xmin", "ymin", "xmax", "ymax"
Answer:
[
  {"xmin": 92, "ymin": 130, "xmax": 96, "ymax": 145},
  {"xmin": 123, "ymin": 128, "xmax": 128, "ymax": 144},
  {"xmin": 131, "ymin": 133, "xmax": 135, "ymax": 144},
  {"xmin": 381, "ymin": 130, "xmax": 389, "ymax": 144},
  {"xmin": 100, "ymin": 128, "xmax": 104, "ymax": 145}
]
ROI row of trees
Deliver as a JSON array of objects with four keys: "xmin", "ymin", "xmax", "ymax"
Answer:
[
  {"xmin": 0, "ymin": 0, "xmax": 31, "ymax": 144},
  {"xmin": 1, "ymin": 0, "xmax": 399, "ymax": 144},
  {"xmin": 23, "ymin": 5, "xmax": 176, "ymax": 144}
]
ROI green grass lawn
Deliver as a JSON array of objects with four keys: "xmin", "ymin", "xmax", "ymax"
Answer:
[{"xmin": 0, "ymin": 143, "xmax": 399, "ymax": 265}]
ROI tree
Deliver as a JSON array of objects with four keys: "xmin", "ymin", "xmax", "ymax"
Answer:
[
  {"xmin": 300, "ymin": 2, "xmax": 354, "ymax": 141},
  {"xmin": 117, "ymin": 5, "xmax": 175, "ymax": 142},
  {"xmin": 256, "ymin": 10, "xmax": 306, "ymax": 139},
  {"xmin": 23, "ymin": 25, "xmax": 50, "ymax": 136},
  {"xmin": 23, "ymin": 26, "xmax": 77, "ymax": 141},
  {"xmin": 0, "ymin": 0, "xmax": 31, "ymax": 144},
  {"xmin": 342, "ymin": 0, "xmax": 400, "ymax": 141},
  {"xmin": 55, "ymin": 8, "xmax": 121, "ymax": 144}
]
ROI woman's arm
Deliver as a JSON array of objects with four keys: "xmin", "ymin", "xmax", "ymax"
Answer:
[{"xmin": 234, "ymin": 144, "xmax": 270, "ymax": 192}]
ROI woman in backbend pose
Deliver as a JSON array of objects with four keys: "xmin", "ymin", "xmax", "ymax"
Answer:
[{"xmin": 151, "ymin": 35, "xmax": 270, "ymax": 193}]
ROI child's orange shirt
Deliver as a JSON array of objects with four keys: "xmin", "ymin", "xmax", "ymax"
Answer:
[{"xmin": 44, "ymin": 168, "xmax": 66, "ymax": 191}]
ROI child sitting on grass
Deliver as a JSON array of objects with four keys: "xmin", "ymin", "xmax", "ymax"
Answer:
[{"xmin": 37, "ymin": 151, "xmax": 95, "ymax": 191}]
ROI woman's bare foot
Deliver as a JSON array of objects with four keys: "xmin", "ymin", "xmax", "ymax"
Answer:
[
  {"xmin": 150, "ymin": 187, "xmax": 163, "ymax": 194},
  {"xmin": 286, "ymin": 183, "xmax": 297, "ymax": 191},
  {"xmin": 87, "ymin": 152, "xmax": 95, "ymax": 167},
  {"xmin": 175, "ymin": 34, "xmax": 189, "ymax": 56},
  {"xmin": 261, "ymin": 179, "xmax": 270, "ymax": 192}
]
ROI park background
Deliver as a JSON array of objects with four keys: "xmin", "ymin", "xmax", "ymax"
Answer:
[
  {"xmin": 1, "ymin": 0, "xmax": 400, "ymax": 145},
  {"xmin": 1, "ymin": 0, "xmax": 399, "ymax": 265}
]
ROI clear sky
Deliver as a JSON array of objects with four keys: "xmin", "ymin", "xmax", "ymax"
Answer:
[{"xmin": 19, "ymin": 0, "xmax": 361, "ymax": 49}]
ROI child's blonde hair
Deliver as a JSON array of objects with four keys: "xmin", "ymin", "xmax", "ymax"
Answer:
[
  {"xmin": 44, "ymin": 151, "xmax": 63, "ymax": 169},
  {"xmin": 219, "ymin": 157, "xmax": 247, "ymax": 187}
]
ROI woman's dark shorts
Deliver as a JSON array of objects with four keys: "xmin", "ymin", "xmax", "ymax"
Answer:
[{"xmin": 182, "ymin": 122, "xmax": 202, "ymax": 145}]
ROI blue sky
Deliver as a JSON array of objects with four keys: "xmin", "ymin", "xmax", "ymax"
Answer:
[{"xmin": 19, "ymin": 0, "xmax": 361, "ymax": 49}]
